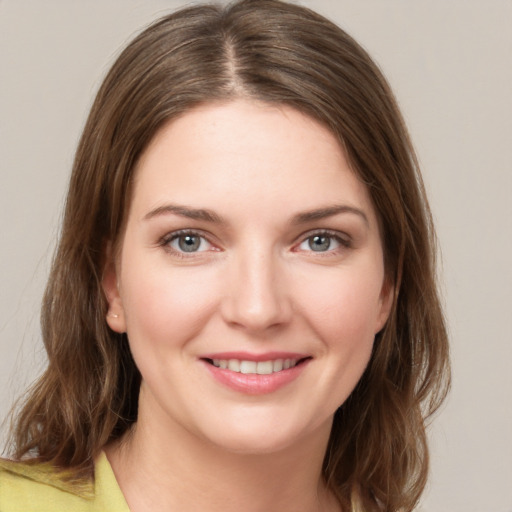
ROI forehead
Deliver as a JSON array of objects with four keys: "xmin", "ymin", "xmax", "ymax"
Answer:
[{"xmin": 129, "ymin": 99, "xmax": 377, "ymax": 226}]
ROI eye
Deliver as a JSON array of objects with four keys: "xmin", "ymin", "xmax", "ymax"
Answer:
[
  {"xmin": 165, "ymin": 231, "xmax": 213, "ymax": 254},
  {"xmin": 296, "ymin": 231, "xmax": 349, "ymax": 253}
]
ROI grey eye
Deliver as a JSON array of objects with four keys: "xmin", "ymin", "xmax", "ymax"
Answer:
[
  {"xmin": 168, "ymin": 233, "xmax": 210, "ymax": 253},
  {"xmin": 308, "ymin": 235, "xmax": 331, "ymax": 252},
  {"xmin": 178, "ymin": 234, "xmax": 201, "ymax": 252},
  {"xmin": 165, "ymin": 231, "xmax": 216, "ymax": 256}
]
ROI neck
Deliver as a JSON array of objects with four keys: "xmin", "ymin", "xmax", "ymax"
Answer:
[{"xmin": 106, "ymin": 388, "xmax": 340, "ymax": 512}]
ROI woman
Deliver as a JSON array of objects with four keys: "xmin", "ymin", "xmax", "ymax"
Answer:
[{"xmin": 0, "ymin": 1, "xmax": 450, "ymax": 511}]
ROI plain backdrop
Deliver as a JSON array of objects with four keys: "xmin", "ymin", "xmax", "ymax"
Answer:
[{"xmin": 1, "ymin": 1, "xmax": 511, "ymax": 511}]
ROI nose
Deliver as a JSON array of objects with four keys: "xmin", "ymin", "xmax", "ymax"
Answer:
[{"xmin": 220, "ymin": 247, "xmax": 292, "ymax": 333}]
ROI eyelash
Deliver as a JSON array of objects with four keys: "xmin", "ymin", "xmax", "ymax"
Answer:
[
  {"xmin": 159, "ymin": 229, "xmax": 216, "ymax": 258},
  {"xmin": 159, "ymin": 229, "xmax": 351, "ymax": 257},
  {"xmin": 295, "ymin": 230, "xmax": 352, "ymax": 255}
]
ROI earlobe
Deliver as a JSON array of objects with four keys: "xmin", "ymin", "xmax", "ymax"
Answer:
[
  {"xmin": 102, "ymin": 243, "xmax": 127, "ymax": 333},
  {"xmin": 106, "ymin": 309, "xmax": 125, "ymax": 333}
]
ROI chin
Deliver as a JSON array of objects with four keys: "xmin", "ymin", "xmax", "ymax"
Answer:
[
  {"xmin": 199, "ymin": 414, "xmax": 332, "ymax": 457},
  {"xmin": 211, "ymin": 432, "xmax": 299, "ymax": 456}
]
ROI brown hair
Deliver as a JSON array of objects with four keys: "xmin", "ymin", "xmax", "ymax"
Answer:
[{"xmin": 8, "ymin": 1, "xmax": 450, "ymax": 510}]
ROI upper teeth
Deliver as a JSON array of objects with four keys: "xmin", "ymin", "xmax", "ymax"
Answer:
[{"xmin": 212, "ymin": 358, "xmax": 299, "ymax": 375}]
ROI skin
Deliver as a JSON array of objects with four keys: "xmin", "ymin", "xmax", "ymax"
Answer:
[{"xmin": 103, "ymin": 99, "xmax": 392, "ymax": 512}]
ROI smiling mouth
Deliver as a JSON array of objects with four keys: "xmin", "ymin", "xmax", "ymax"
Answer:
[{"xmin": 203, "ymin": 357, "xmax": 310, "ymax": 375}]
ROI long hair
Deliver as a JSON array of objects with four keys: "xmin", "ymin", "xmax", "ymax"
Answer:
[{"xmin": 8, "ymin": 1, "xmax": 450, "ymax": 510}]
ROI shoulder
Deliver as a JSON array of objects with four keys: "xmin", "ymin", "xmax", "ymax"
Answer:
[
  {"xmin": 0, "ymin": 458, "xmax": 93, "ymax": 512},
  {"xmin": 0, "ymin": 453, "xmax": 129, "ymax": 512}
]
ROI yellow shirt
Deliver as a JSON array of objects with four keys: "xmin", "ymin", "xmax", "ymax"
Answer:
[{"xmin": 0, "ymin": 452, "xmax": 130, "ymax": 511}]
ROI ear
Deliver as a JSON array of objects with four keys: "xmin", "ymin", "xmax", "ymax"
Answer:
[
  {"xmin": 374, "ymin": 276, "xmax": 394, "ymax": 334},
  {"xmin": 102, "ymin": 242, "xmax": 127, "ymax": 333}
]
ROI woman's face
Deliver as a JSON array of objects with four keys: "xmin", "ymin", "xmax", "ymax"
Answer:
[{"xmin": 105, "ymin": 100, "xmax": 392, "ymax": 454}]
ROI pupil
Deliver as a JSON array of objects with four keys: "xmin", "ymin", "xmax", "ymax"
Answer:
[
  {"xmin": 309, "ymin": 235, "xmax": 330, "ymax": 252},
  {"xmin": 179, "ymin": 235, "xmax": 200, "ymax": 252}
]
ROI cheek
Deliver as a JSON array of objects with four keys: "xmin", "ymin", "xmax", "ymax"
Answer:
[
  {"xmin": 297, "ymin": 267, "xmax": 384, "ymax": 408},
  {"xmin": 119, "ymin": 261, "xmax": 221, "ymax": 350},
  {"xmin": 296, "ymin": 262, "xmax": 385, "ymax": 347},
  {"xmin": 305, "ymin": 270, "xmax": 382, "ymax": 335}
]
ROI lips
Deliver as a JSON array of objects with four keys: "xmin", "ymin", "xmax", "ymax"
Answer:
[{"xmin": 200, "ymin": 352, "xmax": 311, "ymax": 394}]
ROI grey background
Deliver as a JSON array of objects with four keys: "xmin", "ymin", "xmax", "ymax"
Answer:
[{"xmin": 1, "ymin": 1, "xmax": 511, "ymax": 511}]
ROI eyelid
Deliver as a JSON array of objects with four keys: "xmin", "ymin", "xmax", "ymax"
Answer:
[
  {"xmin": 160, "ymin": 229, "xmax": 220, "ymax": 255},
  {"xmin": 292, "ymin": 229, "xmax": 352, "ymax": 252},
  {"xmin": 158, "ymin": 228, "xmax": 351, "ymax": 256}
]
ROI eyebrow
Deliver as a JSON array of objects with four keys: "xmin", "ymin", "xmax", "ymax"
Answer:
[
  {"xmin": 143, "ymin": 204, "xmax": 225, "ymax": 223},
  {"xmin": 291, "ymin": 205, "xmax": 369, "ymax": 227},
  {"xmin": 143, "ymin": 203, "xmax": 368, "ymax": 226}
]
